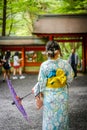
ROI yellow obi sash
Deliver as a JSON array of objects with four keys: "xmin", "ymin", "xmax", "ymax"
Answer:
[{"xmin": 46, "ymin": 69, "xmax": 67, "ymax": 89}]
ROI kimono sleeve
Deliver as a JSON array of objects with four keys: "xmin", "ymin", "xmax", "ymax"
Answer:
[
  {"xmin": 33, "ymin": 82, "xmax": 40, "ymax": 97},
  {"xmin": 33, "ymin": 63, "xmax": 47, "ymax": 96},
  {"xmin": 38, "ymin": 64, "xmax": 48, "ymax": 92}
]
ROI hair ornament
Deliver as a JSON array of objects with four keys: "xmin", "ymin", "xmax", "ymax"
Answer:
[{"xmin": 47, "ymin": 50, "xmax": 53, "ymax": 54}]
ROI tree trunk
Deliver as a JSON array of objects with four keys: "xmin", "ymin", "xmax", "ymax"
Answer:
[{"xmin": 2, "ymin": 0, "xmax": 7, "ymax": 36}]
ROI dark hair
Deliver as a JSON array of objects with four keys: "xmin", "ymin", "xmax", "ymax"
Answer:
[
  {"xmin": 46, "ymin": 40, "xmax": 62, "ymax": 58},
  {"xmin": 5, "ymin": 50, "xmax": 11, "ymax": 60},
  {"xmin": 15, "ymin": 51, "xmax": 19, "ymax": 56}
]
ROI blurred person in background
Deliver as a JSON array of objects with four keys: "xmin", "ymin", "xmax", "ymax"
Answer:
[
  {"xmin": 2, "ymin": 50, "xmax": 11, "ymax": 81},
  {"xmin": 13, "ymin": 51, "xmax": 25, "ymax": 79},
  {"xmin": 68, "ymin": 48, "xmax": 79, "ymax": 78}
]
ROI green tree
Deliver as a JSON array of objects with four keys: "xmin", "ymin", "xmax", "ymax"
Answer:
[
  {"xmin": 0, "ymin": 0, "xmax": 87, "ymax": 36},
  {"xmin": 0, "ymin": 0, "xmax": 52, "ymax": 36},
  {"xmin": 51, "ymin": 0, "xmax": 87, "ymax": 14}
]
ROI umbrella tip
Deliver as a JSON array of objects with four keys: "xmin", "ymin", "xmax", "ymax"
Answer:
[{"xmin": 12, "ymin": 101, "xmax": 15, "ymax": 105}]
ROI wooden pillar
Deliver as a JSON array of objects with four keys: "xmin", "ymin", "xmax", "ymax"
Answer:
[
  {"xmin": 49, "ymin": 35, "xmax": 53, "ymax": 41},
  {"xmin": 85, "ymin": 35, "xmax": 87, "ymax": 72},
  {"xmin": 82, "ymin": 36, "xmax": 86, "ymax": 72},
  {"xmin": 21, "ymin": 48, "xmax": 25, "ymax": 67}
]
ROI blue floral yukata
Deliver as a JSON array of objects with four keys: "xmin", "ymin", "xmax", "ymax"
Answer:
[{"xmin": 34, "ymin": 58, "xmax": 74, "ymax": 130}]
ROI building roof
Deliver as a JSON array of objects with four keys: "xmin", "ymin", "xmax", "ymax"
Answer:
[
  {"xmin": 33, "ymin": 14, "xmax": 87, "ymax": 34},
  {"xmin": 0, "ymin": 36, "xmax": 45, "ymax": 46}
]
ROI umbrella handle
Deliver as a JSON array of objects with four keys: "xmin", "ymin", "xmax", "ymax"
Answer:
[
  {"xmin": 12, "ymin": 92, "xmax": 32, "ymax": 105},
  {"xmin": 21, "ymin": 92, "xmax": 32, "ymax": 99}
]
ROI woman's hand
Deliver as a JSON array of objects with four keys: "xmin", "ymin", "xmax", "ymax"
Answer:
[
  {"xmin": 35, "ymin": 94, "xmax": 43, "ymax": 110},
  {"xmin": 32, "ymin": 87, "xmax": 34, "ymax": 94}
]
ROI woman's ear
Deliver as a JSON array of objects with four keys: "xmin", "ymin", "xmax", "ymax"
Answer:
[{"xmin": 57, "ymin": 50, "xmax": 60, "ymax": 55}]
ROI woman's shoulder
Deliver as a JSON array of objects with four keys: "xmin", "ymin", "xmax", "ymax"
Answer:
[
  {"xmin": 58, "ymin": 58, "xmax": 68, "ymax": 63},
  {"xmin": 41, "ymin": 60, "xmax": 48, "ymax": 66},
  {"xmin": 58, "ymin": 58, "xmax": 70, "ymax": 67}
]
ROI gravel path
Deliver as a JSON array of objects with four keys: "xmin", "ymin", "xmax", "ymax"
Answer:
[{"xmin": 0, "ymin": 73, "xmax": 87, "ymax": 130}]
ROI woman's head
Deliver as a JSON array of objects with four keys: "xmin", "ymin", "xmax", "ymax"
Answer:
[
  {"xmin": 5, "ymin": 50, "xmax": 11, "ymax": 59},
  {"xmin": 46, "ymin": 40, "xmax": 62, "ymax": 58},
  {"xmin": 15, "ymin": 51, "xmax": 19, "ymax": 56}
]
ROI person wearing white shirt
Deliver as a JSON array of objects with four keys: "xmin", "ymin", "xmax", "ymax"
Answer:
[{"xmin": 13, "ymin": 51, "xmax": 25, "ymax": 79}]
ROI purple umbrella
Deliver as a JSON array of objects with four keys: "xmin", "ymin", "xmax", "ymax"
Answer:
[{"xmin": 6, "ymin": 79, "xmax": 30, "ymax": 122}]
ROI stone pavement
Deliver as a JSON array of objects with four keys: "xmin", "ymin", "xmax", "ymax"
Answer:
[{"xmin": 0, "ymin": 73, "xmax": 87, "ymax": 130}]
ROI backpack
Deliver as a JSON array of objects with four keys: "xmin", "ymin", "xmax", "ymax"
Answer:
[{"xmin": 3, "ymin": 60, "xmax": 10, "ymax": 69}]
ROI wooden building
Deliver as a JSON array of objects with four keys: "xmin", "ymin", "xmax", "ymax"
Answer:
[
  {"xmin": 0, "ymin": 36, "xmax": 46, "ymax": 73},
  {"xmin": 33, "ymin": 14, "xmax": 87, "ymax": 72},
  {"xmin": 0, "ymin": 14, "xmax": 87, "ymax": 73}
]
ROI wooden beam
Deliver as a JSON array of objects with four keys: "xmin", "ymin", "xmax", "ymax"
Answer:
[
  {"xmin": 56, "ymin": 39, "xmax": 82, "ymax": 42},
  {"xmin": 33, "ymin": 33, "xmax": 86, "ymax": 38}
]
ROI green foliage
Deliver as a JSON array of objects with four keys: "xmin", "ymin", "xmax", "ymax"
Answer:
[
  {"xmin": 50, "ymin": 0, "xmax": 87, "ymax": 14},
  {"xmin": 0, "ymin": 0, "xmax": 87, "ymax": 36},
  {"xmin": 37, "ymin": 51, "xmax": 44, "ymax": 62},
  {"xmin": 59, "ymin": 42, "xmax": 82, "ymax": 61}
]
